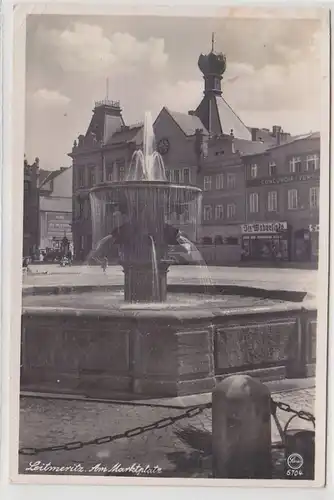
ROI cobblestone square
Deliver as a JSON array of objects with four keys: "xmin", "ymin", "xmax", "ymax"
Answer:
[{"xmin": 19, "ymin": 384, "xmax": 315, "ymax": 479}]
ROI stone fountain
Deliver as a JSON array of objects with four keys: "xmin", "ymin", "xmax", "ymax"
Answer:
[
  {"xmin": 20, "ymin": 112, "xmax": 317, "ymax": 399},
  {"xmin": 89, "ymin": 112, "xmax": 202, "ymax": 303}
]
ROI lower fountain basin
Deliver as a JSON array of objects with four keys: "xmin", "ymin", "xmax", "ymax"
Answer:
[
  {"xmin": 23, "ymin": 290, "xmax": 288, "ymax": 311},
  {"xmin": 21, "ymin": 286, "xmax": 317, "ymax": 399}
]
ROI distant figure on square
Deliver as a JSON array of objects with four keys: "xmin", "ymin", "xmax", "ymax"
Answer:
[
  {"xmin": 22, "ymin": 256, "xmax": 31, "ymax": 275},
  {"xmin": 67, "ymin": 249, "xmax": 73, "ymax": 265},
  {"xmin": 102, "ymin": 256, "xmax": 108, "ymax": 273}
]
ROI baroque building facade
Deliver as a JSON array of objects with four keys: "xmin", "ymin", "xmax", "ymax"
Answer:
[
  {"xmin": 69, "ymin": 40, "xmax": 319, "ymax": 264},
  {"xmin": 242, "ymin": 133, "xmax": 320, "ymax": 262}
]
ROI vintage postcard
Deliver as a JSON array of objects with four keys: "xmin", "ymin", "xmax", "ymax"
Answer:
[{"xmin": 5, "ymin": 2, "xmax": 330, "ymax": 487}]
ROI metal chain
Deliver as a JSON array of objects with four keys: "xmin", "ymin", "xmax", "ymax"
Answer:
[
  {"xmin": 19, "ymin": 402, "xmax": 212, "ymax": 456},
  {"xmin": 19, "ymin": 397, "xmax": 315, "ymax": 457},
  {"xmin": 270, "ymin": 398, "xmax": 315, "ymax": 425}
]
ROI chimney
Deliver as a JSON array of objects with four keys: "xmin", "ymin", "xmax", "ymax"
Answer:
[
  {"xmin": 251, "ymin": 127, "xmax": 258, "ymax": 141},
  {"xmin": 272, "ymin": 125, "xmax": 282, "ymax": 145}
]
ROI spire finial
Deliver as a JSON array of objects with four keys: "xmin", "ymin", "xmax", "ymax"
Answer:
[{"xmin": 211, "ymin": 32, "xmax": 215, "ymax": 52}]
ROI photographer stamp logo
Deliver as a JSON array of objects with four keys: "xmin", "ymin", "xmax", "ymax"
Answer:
[{"xmin": 286, "ymin": 453, "xmax": 304, "ymax": 476}]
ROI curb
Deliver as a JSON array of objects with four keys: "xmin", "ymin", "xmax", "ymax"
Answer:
[{"xmin": 20, "ymin": 378, "xmax": 315, "ymax": 409}]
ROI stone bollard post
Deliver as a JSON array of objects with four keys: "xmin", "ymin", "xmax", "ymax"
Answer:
[{"xmin": 212, "ymin": 374, "xmax": 272, "ymax": 479}]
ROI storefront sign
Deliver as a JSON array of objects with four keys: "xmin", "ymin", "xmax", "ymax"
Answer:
[
  {"xmin": 241, "ymin": 221, "xmax": 288, "ymax": 234},
  {"xmin": 309, "ymin": 224, "xmax": 319, "ymax": 233},
  {"xmin": 247, "ymin": 172, "xmax": 320, "ymax": 187},
  {"xmin": 46, "ymin": 212, "xmax": 72, "ymax": 236}
]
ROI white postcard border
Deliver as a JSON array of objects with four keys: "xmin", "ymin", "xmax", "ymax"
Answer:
[{"xmin": 1, "ymin": 0, "xmax": 332, "ymax": 494}]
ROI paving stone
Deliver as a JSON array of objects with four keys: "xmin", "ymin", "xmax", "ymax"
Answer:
[{"xmin": 19, "ymin": 386, "xmax": 315, "ymax": 478}]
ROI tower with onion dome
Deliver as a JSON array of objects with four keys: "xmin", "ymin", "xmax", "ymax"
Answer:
[{"xmin": 194, "ymin": 33, "xmax": 251, "ymax": 140}]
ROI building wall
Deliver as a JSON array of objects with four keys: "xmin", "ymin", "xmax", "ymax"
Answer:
[
  {"xmin": 197, "ymin": 135, "xmax": 245, "ymax": 242},
  {"xmin": 71, "ymin": 139, "xmax": 133, "ymax": 259},
  {"xmin": 23, "ymin": 162, "xmax": 40, "ymax": 256},
  {"xmin": 154, "ymin": 109, "xmax": 199, "ymax": 178},
  {"xmin": 243, "ymin": 136, "xmax": 320, "ymax": 262},
  {"xmin": 70, "ymin": 117, "xmax": 247, "ymax": 258},
  {"xmin": 39, "ymin": 167, "xmax": 73, "ymax": 250}
]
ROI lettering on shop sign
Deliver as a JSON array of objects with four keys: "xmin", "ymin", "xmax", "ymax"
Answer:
[
  {"xmin": 246, "ymin": 172, "xmax": 320, "ymax": 187},
  {"xmin": 241, "ymin": 222, "xmax": 288, "ymax": 234},
  {"xmin": 309, "ymin": 224, "xmax": 319, "ymax": 233},
  {"xmin": 46, "ymin": 212, "xmax": 72, "ymax": 234}
]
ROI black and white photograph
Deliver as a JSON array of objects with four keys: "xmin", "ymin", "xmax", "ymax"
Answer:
[{"xmin": 7, "ymin": 3, "xmax": 330, "ymax": 486}]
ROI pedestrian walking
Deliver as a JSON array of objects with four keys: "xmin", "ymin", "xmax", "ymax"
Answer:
[
  {"xmin": 22, "ymin": 256, "xmax": 32, "ymax": 276},
  {"xmin": 67, "ymin": 250, "xmax": 73, "ymax": 266},
  {"xmin": 102, "ymin": 256, "xmax": 108, "ymax": 273}
]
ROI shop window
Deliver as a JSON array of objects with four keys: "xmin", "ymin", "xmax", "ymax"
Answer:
[
  {"xmin": 249, "ymin": 192, "xmax": 259, "ymax": 213},
  {"xmin": 306, "ymin": 154, "xmax": 320, "ymax": 171},
  {"xmin": 216, "ymin": 173, "xmax": 224, "ymax": 190},
  {"xmin": 288, "ymin": 189, "xmax": 298, "ymax": 210},
  {"xmin": 289, "ymin": 157, "xmax": 301, "ymax": 173},
  {"xmin": 226, "ymin": 237, "xmax": 238, "ymax": 245},
  {"xmin": 215, "ymin": 205, "xmax": 224, "ymax": 219},
  {"xmin": 268, "ymin": 161, "xmax": 276, "ymax": 176},
  {"xmin": 227, "ymin": 173, "xmax": 236, "ymax": 189},
  {"xmin": 203, "ymin": 205, "xmax": 212, "ymax": 221},
  {"xmin": 227, "ymin": 203, "xmax": 236, "ymax": 219},
  {"xmin": 183, "ymin": 168, "xmax": 190, "ymax": 184},
  {"xmin": 309, "ymin": 186, "xmax": 319, "ymax": 208},
  {"xmin": 204, "ymin": 176, "xmax": 212, "ymax": 191},
  {"xmin": 250, "ymin": 164, "xmax": 258, "ymax": 178},
  {"xmin": 214, "ymin": 235, "xmax": 223, "ymax": 245},
  {"xmin": 268, "ymin": 191, "xmax": 278, "ymax": 212}
]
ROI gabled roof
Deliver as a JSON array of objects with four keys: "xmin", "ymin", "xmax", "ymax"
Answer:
[
  {"xmin": 104, "ymin": 114, "xmax": 126, "ymax": 143},
  {"xmin": 85, "ymin": 103, "xmax": 125, "ymax": 143},
  {"xmin": 267, "ymin": 131, "xmax": 320, "ymax": 151},
  {"xmin": 38, "ymin": 169, "xmax": 52, "ymax": 185},
  {"xmin": 247, "ymin": 127, "xmax": 278, "ymax": 144},
  {"xmin": 234, "ymin": 139, "xmax": 269, "ymax": 156},
  {"xmin": 215, "ymin": 96, "xmax": 251, "ymax": 141},
  {"xmin": 163, "ymin": 107, "xmax": 208, "ymax": 136},
  {"xmin": 39, "ymin": 168, "xmax": 70, "ymax": 188},
  {"xmin": 106, "ymin": 125, "xmax": 143, "ymax": 145}
]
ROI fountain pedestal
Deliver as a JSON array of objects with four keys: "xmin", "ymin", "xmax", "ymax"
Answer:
[{"xmin": 122, "ymin": 261, "xmax": 172, "ymax": 303}]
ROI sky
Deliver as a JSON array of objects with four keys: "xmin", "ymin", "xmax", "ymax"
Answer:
[{"xmin": 25, "ymin": 14, "xmax": 323, "ymax": 170}]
